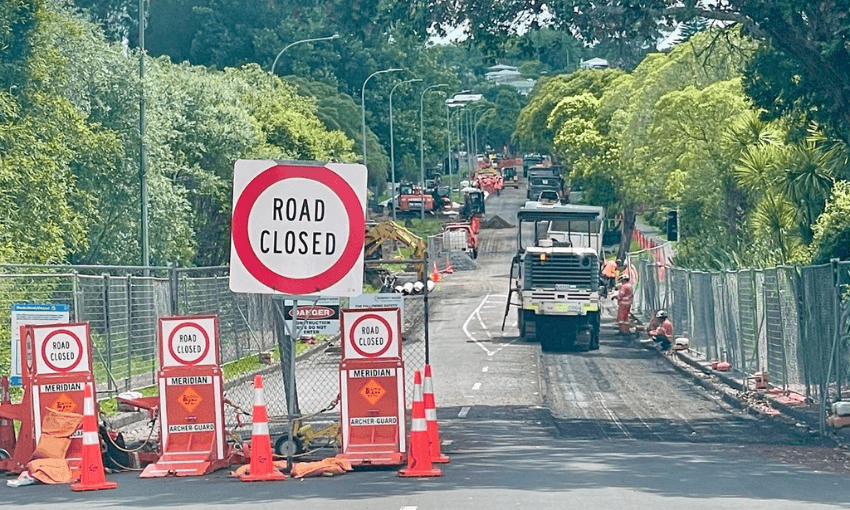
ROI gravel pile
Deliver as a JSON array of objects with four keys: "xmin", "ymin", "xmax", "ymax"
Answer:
[
  {"xmin": 481, "ymin": 215, "xmax": 514, "ymax": 229},
  {"xmin": 449, "ymin": 251, "xmax": 478, "ymax": 271}
]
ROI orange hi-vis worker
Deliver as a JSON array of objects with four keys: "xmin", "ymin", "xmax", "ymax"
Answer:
[
  {"xmin": 602, "ymin": 259, "xmax": 617, "ymax": 278},
  {"xmin": 613, "ymin": 273, "xmax": 633, "ymax": 334}
]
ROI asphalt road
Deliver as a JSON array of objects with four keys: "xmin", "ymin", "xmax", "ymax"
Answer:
[{"xmin": 4, "ymin": 180, "xmax": 850, "ymax": 508}]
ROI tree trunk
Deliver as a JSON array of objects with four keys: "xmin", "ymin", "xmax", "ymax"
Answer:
[{"xmin": 618, "ymin": 204, "xmax": 636, "ymax": 260}]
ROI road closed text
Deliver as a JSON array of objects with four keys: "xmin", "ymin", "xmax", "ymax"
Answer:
[
  {"xmin": 357, "ymin": 325, "xmax": 386, "ymax": 348},
  {"xmin": 260, "ymin": 198, "xmax": 336, "ymax": 256}
]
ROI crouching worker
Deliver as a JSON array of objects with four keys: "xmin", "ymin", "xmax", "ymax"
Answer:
[{"xmin": 648, "ymin": 310, "xmax": 673, "ymax": 350}]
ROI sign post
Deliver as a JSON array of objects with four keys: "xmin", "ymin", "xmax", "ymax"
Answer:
[
  {"xmin": 140, "ymin": 315, "xmax": 228, "ymax": 477},
  {"xmin": 337, "ymin": 308, "xmax": 406, "ymax": 466},
  {"xmin": 0, "ymin": 322, "xmax": 94, "ymax": 474},
  {"xmin": 230, "ymin": 160, "xmax": 367, "ymax": 471}
]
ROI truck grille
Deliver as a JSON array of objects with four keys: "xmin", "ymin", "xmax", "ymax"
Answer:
[{"xmin": 527, "ymin": 253, "xmax": 597, "ymax": 289}]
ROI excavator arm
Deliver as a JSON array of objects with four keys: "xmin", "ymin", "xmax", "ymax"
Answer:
[{"xmin": 364, "ymin": 221, "xmax": 427, "ymax": 261}]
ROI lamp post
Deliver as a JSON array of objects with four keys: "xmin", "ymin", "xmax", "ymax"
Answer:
[
  {"xmin": 389, "ymin": 78, "xmax": 421, "ymax": 222},
  {"xmin": 419, "ymin": 84, "xmax": 449, "ymax": 220},
  {"xmin": 361, "ymin": 68, "xmax": 403, "ymax": 169},
  {"xmin": 139, "ymin": 0, "xmax": 149, "ymax": 269},
  {"xmin": 269, "ymin": 34, "xmax": 339, "ymax": 87}
]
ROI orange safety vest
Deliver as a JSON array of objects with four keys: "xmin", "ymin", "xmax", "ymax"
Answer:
[{"xmin": 602, "ymin": 260, "xmax": 617, "ymax": 278}]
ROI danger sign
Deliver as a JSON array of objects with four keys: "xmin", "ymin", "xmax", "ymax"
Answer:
[
  {"xmin": 229, "ymin": 160, "xmax": 367, "ymax": 297},
  {"xmin": 159, "ymin": 316, "xmax": 219, "ymax": 368},
  {"xmin": 32, "ymin": 323, "xmax": 90, "ymax": 375},
  {"xmin": 340, "ymin": 308, "xmax": 402, "ymax": 360}
]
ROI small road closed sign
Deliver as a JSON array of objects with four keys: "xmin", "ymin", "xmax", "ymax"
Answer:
[
  {"xmin": 341, "ymin": 308, "xmax": 402, "ymax": 361},
  {"xmin": 229, "ymin": 160, "xmax": 367, "ymax": 297}
]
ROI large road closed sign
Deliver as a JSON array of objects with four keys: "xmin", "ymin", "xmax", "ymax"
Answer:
[{"xmin": 229, "ymin": 160, "xmax": 367, "ymax": 297}]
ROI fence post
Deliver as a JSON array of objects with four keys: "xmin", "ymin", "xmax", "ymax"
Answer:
[
  {"xmin": 169, "ymin": 266, "xmax": 179, "ymax": 316},
  {"xmin": 126, "ymin": 274, "xmax": 132, "ymax": 392},
  {"xmin": 102, "ymin": 274, "xmax": 113, "ymax": 393},
  {"xmin": 72, "ymin": 270, "xmax": 80, "ymax": 322}
]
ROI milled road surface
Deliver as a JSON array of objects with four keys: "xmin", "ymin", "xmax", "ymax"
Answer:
[{"xmin": 4, "ymin": 178, "xmax": 850, "ymax": 508}]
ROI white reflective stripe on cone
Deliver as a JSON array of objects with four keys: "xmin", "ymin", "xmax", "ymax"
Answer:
[
  {"xmin": 253, "ymin": 421, "xmax": 269, "ymax": 436},
  {"xmin": 423, "ymin": 377, "xmax": 434, "ymax": 394},
  {"xmin": 82, "ymin": 431, "xmax": 99, "ymax": 445},
  {"xmin": 413, "ymin": 386, "xmax": 422, "ymax": 401},
  {"xmin": 254, "ymin": 388, "xmax": 265, "ymax": 406},
  {"xmin": 425, "ymin": 408, "xmax": 437, "ymax": 421},
  {"xmin": 84, "ymin": 397, "xmax": 94, "ymax": 416},
  {"xmin": 411, "ymin": 418, "xmax": 427, "ymax": 431}
]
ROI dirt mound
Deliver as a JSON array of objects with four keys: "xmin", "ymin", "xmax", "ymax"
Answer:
[{"xmin": 481, "ymin": 215, "xmax": 514, "ymax": 229}]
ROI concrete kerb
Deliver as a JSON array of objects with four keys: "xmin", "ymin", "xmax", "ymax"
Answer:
[
  {"xmin": 633, "ymin": 336, "xmax": 850, "ymax": 442},
  {"xmin": 105, "ymin": 336, "xmax": 338, "ymax": 430}
]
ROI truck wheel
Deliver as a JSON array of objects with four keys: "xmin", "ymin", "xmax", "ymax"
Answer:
[
  {"xmin": 519, "ymin": 310, "xmax": 535, "ymax": 341},
  {"xmin": 588, "ymin": 312, "xmax": 600, "ymax": 351}
]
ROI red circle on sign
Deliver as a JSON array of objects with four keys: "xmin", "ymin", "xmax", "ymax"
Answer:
[
  {"xmin": 167, "ymin": 322, "xmax": 211, "ymax": 366},
  {"xmin": 231, "ymin": 164, "xmax": 365, "ymax": 294},
  {"xmin": 349, "ymin": 314, "xmax": 394, "ymax": 358},
  {"xmin": 41, "ymin": 329, "xmax": 84, "ymax": 373}
]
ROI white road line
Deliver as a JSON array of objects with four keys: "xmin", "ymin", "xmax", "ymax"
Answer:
[
  {"xmin": 458, "ymin": 406, "xmax": 471, "ymax": 418},
  {"xmin": 472, "ymin": 383, "xmax": 481, "ymax": 390},
  {"xmin": 463, "ymin": 294, "xmax": 522, "ymax": 357},
  {"xmin": 463, "ymin": 295, "xmax": 496, "ymax": 355},
  {"xmin": 400, "ymin": 507, "xmax": 418, "ymax": 510},
  {"xmin": 482, "ymin": 366, "xmax": 489, "ymax": 372}
]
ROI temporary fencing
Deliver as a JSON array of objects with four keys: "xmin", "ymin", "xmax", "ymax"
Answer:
[
  {"xmin": 628, "ymin": 253, "xmax": 850, "ymax": 413},
  {"xmin": 0, "ymin": 262, "xmax": 430, "ymax": 441}
]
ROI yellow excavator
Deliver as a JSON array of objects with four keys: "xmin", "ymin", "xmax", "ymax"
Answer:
[
  {"xmin": 364, "ymin": 221, "xmax": 427, "ymax": 260},
  {"xmin": 364, "ymin": 221, "xmax": 427, "ymax": 281}
]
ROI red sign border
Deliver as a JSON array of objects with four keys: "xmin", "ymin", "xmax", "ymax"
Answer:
[
  {"xmin": 167, "ymin": 322, "xmax": 212, "ymax": 366},
  {"xmin": 231, "ymin": 164, "xmax": 365, "ymax": 294},
  {"xmin": 40, "ymin": 328, "xmax": 84, "ymax": 373},
  {"xmin": 349, "ymin": 314, "xmax": 393, "ymax": 358}
]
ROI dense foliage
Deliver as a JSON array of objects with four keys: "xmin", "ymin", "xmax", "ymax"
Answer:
[{"xmin": 520, "ymin": 29, "xmax": 850, "ymax": 267}]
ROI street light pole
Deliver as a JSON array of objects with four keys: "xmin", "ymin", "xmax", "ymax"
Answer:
[
  {"xmin": 139, "ymin": 0, "xmax": 149, "ymax": 269},
  {"xmin": 361, "ymin": 68, "xmax": 403, "ymax": 169},
  {"xmin": 269, "ymin": 34, "xmax": 339, "ymax": 87},
  {"xmin": 389, "ymin": 78, "xmax": 421, "ymax": 222},
  {"xmin": 420, "ymin": 84, "xmax": 449, "ymax": 220}
]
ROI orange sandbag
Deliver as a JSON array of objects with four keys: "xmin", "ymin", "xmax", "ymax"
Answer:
[
  {"xmin": 290, "ymin": 458, "xmax": 353, "ymax": 479},
  {"xmin": 27, "ymin": 458, "xmax": 74, "ymax": 484},
  {"xmin": 41, "ymin": 407, "xmax": 83, "ymax": 438},
  {"xmin": 229, "ymin": 460, "xmax": 287, "ymax": 478}
]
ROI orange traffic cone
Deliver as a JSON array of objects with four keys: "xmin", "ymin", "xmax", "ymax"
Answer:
[
  {"xmin": 240, "ymin": 375, "xmax": 286, "ymax": 482},
  {"xmin": 431, "ymin": 262, "xmax": 442, "ymax": 282},
  {"xmin": 399, "ymin": 371, "xmax": 441, "ymax": 477},
  {"xmin": 441, "ymin": 256, "xmax": 454, "ymax": 274},
  {"xmin": 423, "ymin": 365, "xmax": 449, "ymax": 464},
  {"xmin": 71, "ymin": 385, "xmax": 117, "ymax": 492}
]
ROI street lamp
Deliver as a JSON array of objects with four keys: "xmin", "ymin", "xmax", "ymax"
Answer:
[
  {"xmin": 420, "ymin": 84, "xmax": 449, "ymax": 220},
  {"xmin": 389, "ymin": 78, "xmax": 422, "ymax": 222},
  {"xmin": 361, "ymin": 68, "xmax": 404, "ymax": 169},
  {"xmin": 139, "ymin": 0, "xmax": 149, "ymax": 268},
  {"xmin": 269, "ymin": 34, "xmax": 340, "ymax": 87}
]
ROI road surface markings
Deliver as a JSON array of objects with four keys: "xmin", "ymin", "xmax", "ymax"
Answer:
[
  {"xmin": 463, "ymin": 294, "xmax": 520, "ymax": 356},
  {"xmin": 594, "ymin": 391, "xmax": 633, "ymax": 440},
  {"xmin": 482, "ymin": 366, "xmax": 489, "ymax": 372},
  {"xmin": 400, "ymin": 507, "xmax": 418, "ymax": 510},
  {"xmin": 472, "ymin": 383, "xmax": 481, "ymax": 390},
  {"xmin": 458, "ymin": 406, "xmax": 471, "ymax": 418}
]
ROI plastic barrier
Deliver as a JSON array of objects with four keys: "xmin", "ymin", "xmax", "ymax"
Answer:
[
  {"xmin": 140, "ymin": 315, "xmax": 228, "ymax": 477},
  {"xmin": 337, "ymin": 308, "xmax": 406, "ymax": 466},
  {"xmin": 0, "ymin": 323, "xmax": 95, "ymax": 474}
]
